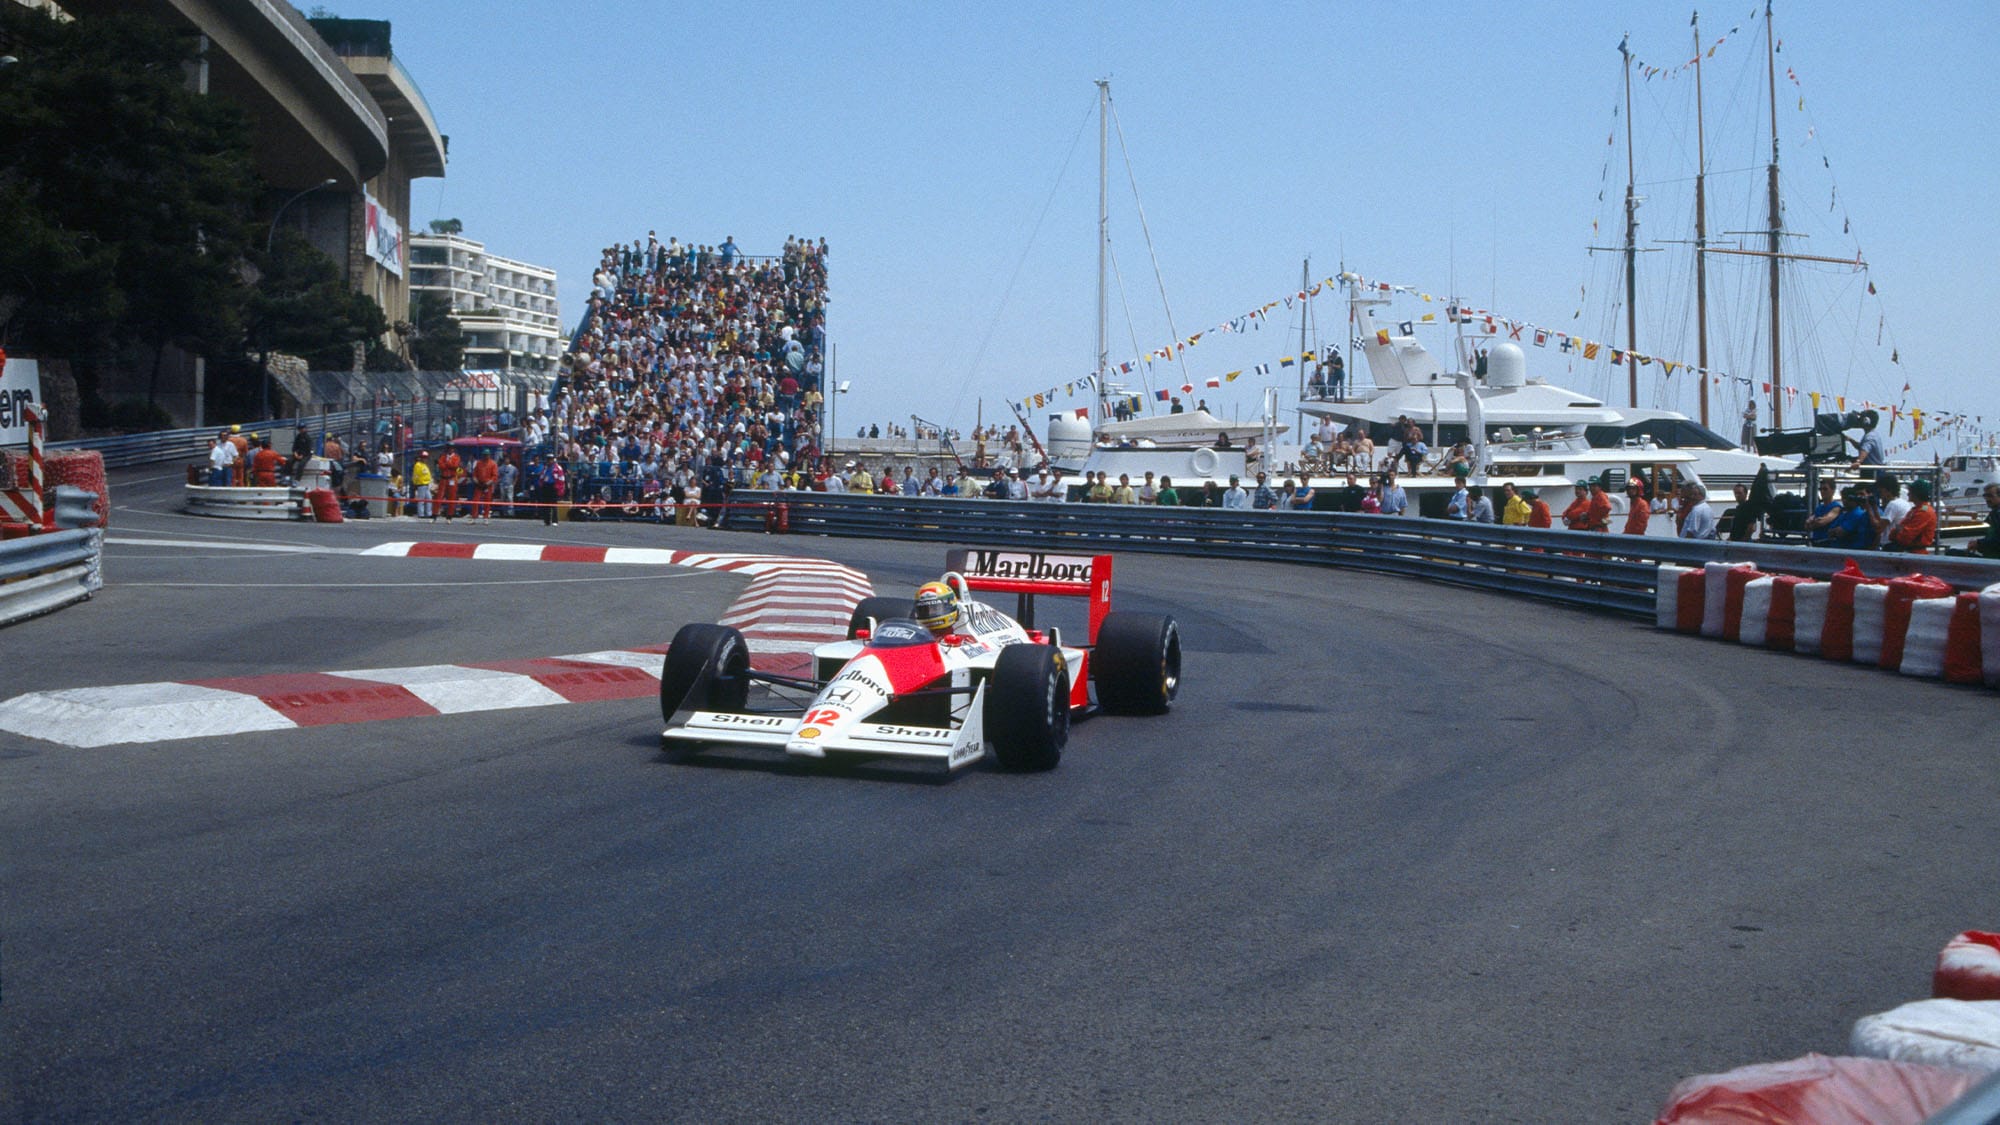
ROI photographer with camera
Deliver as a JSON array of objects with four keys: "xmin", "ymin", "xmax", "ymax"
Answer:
[
  {"xmin": 1827, "ymin": 485, "xmax": 1877, "ymax": 550},
  {"xmin": 1846, "ymin": 416, "xmax": 1887, "ymax": 470}
]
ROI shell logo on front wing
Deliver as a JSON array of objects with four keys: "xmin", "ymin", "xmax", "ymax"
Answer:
[{"xmin": 798, "ymin": 727, "xmax": 821, "ymax": 739}]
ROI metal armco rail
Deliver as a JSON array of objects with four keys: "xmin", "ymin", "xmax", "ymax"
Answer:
[
  {"xmin": 738, "ymin": 491, "xmax": 2000, "ymax": 617},
  {"xmin": 0, "ymin": 529, "xmax": 104, "ymax": 627},
  {"xmin": 45, "ymin": 403, "xmax": 448, "ymax": 469}
]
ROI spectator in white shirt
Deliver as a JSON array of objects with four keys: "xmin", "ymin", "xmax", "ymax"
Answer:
[{"xmin": 1221, "ymin": 475, "xmax": 1251, "ymax": 510}]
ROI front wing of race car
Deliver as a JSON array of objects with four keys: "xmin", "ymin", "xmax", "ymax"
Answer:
[{"xmin": 661, "ymin": 679, "xmax": 992, "ymax": 770}]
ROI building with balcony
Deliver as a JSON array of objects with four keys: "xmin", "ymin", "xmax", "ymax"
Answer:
[{"xmin": 410, "ymin": 233, "xmax": 564, "ymax": 375}]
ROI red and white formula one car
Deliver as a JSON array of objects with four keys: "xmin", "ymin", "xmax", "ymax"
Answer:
[{"xmin": 659, "ymin": 549, "xmax": 1180, "ymax": 771}]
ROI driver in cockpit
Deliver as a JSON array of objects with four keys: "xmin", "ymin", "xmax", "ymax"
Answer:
[{"xmin": 912, "ymin": 579, "xmax": 962, "ymax": 637}]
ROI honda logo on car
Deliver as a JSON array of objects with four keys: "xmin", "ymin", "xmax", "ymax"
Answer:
[{"xmin": 958, "ymin": 550, "xmax": 1094, "ymax": 584}]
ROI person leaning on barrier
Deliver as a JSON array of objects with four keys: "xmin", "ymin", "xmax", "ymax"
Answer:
[
  {"xmin": 1804, "ymin": 478, "xmax": 1842, "ymax": 547},
  {"xmin": 1377, "ymin": 471, "xmax": 1409, "ymax": 517},
  {"xmin": 1827, "ymin": 485, "xmax": 1875, "ymax": 549},
  {"xmin": 1251, "ymin": 471, "xmax": 1278, "ymax": 511},
  {"xmin": 229, "ymin": 427, "xmax": 250, "ymax": 485},
  {"xmin": 1964, "ymin": 484, "xmax": 2000, "ymax": 557},
  {"xmin": 1500, "ymin": 481, "xmax": 1529, "ymax": 526},
  {"xmin": 1155, "ymin": 476, "xmax": 1180, "ymax": 506},
  {"xmin": 1678, "ymin": 482, "xmax": 1719, "ymax": 539},
  {"xmin": 1868, "ymin": 472, "xmax": 1912, "ymax": 550},
  {"xmin": 1560, "ymin": 481, "xmax": 1591, "ymax": 530},
  {"xmin": 1525, "ymin": 488, "xmax": 1553, "ymax": 528},
  {"xmin": 1289, "ymin": 477, "xmax": 1316, "ymax": 511},
  {"xmin": 250, "ymin": 437, "xmax": 284, "ymax": 488},
  {"xmin": 1446, "ymin": 473, "xmax": 1470, "ymax": 520},
  {"xmin": 1466, "ymin": 485, "xmax": 1496, "ymax": 524},
  {"xmin": 1335, "ymin": 473, "xmax": 1364, "ymax": 513},
  {"xmin": 1106, "ymin": 473, "xmax": 1135, "ymax": 504},
  {"xmin": 1887, "ymin": 479, "xmax": 1937, "ymax": 553},
  {"xmin": 1621, "ymin": 477, "xmax": 1652, "ymax": 535},
  {"xmin": 1585, "ymin": 477, "xmax": 1614, "ymax": 532},
  {"xmin": 322, "ymin": 432, "xmax": 346, "ymax": 492},
  {"xmin": 1221, "ymin": 475, "xmax": 1250, "ymax": 510},
  {"xmin": 207, "ymin": 431, "xmax": 237, "ymax": 487}
]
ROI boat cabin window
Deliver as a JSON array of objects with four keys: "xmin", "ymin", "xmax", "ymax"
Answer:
[
  {"xmin": 1586, "ymin": 419, "xmax": 1739, "ymax": 451},
  {"xmin": 1491, "ymin": 463, "xmax": 1554, "ymax": 477},
  {"xmin": 1629, "ymin": 464, "xmax": 1686, "ymax": 499}
]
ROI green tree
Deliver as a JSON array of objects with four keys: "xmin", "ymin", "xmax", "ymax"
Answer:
[
  {"xmin": 0, "ymin": 5, "xmax": 259, "ymax": 389},
  {"xmin": 427, "ymin": 218, "xmax": 463, "ymax": 235},
  {"xmin": 407, "ymin": 289, "xmax": 466, "ymax": 372},
  {"xmin": 246, "ymin": 229, "xmax": 386, "ymax": 388}
]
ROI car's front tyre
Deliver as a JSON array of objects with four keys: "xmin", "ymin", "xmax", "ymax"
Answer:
[
  {"xmin": 660, "ymin": 622, "xmax": 751, "ymax": 723},
  {"xmin": 985, "ymin": 644, "xmax": 1070, "ymax": 771}
]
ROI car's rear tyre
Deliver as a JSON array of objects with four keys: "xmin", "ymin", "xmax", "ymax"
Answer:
[
  {"xmin": 985, "ymin": 644, "xmax": 1069, "ymax": 771},
  {"xmin": 660, "ymin": 622, "xmax": 751, "ymax": 722},
  {"xmin": 847, "ymin": 596, "xmax": 914, "ymax": 640},
  {"xmin": 1092, "ymin": 613, "xmax": 1180, "ymax": 715}
]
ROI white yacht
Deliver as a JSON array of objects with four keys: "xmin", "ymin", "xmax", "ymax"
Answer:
[{"xmin": 1286, "ymin": 334, "xmax": 1706, "ymax": 532}]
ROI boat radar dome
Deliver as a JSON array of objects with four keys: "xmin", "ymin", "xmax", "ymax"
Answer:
[
  {"xmin": 1046, "ymin": 413, "xmax": 1093, "ymax": 460},
  {"xmin": 1484, "ymin": 342, "xmax": 1527, "ymax": 389}
]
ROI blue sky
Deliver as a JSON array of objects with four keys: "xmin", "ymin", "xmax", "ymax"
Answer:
[{"xmin": 376, "ymin": 1, "xmax": 1998, "ymax": 450}]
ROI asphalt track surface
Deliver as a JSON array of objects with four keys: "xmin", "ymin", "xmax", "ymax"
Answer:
[{"xmin": 3, "ymin": 469, "xmax": 1995, "ymax": 1122}]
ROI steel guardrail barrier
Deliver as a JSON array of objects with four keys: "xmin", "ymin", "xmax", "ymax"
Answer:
[
  {"xmin": 736, "ymin": 491, "xmax": 2000, "ymax": 617},
  {"xmin": 184, "ymin": 485, "xmax": 303, "ymax": 520},
  {"xmin": 0, "ymin": 528, "xmax": 103, "ymax": 627},
  {"xmin": 45, "ymin": 403, "xmax": 449, "ymax": 469}
]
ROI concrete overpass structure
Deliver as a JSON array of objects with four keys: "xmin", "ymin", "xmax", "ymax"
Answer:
[{"xmin": 53, "ymin": 0, "xmax": 448, "ymax": 419}]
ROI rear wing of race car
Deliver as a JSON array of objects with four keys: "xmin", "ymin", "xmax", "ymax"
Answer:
[{"xmin": 944, "ymin": 548, "xmax": 1112, "ymax": 643}]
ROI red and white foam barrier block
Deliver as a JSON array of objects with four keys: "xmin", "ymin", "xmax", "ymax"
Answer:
[
  {"xmin": 1898, "ymin": 588, "xmax": 1980, "ymax": 680},
  {"xmin": 1790, "ymin": 581, "xmax": 1831, "ymax": 657},
  {"xmin": 1701, "ymin": 562, "xmax": 1737, "ymax": 638},
  {"xmin": 1849, "ymin": 583, "xmax": 1890, "ymax": 666},
  {"xmin": 1656, "ymin": 565, "xmax": 1691, "ymax": 630},
  {"xmin": 1985, "ymin": 583, "xmax": 2000, "ymax": 689},
  {"xmin": 1762, "ymin": 575, "xmax": 1815, "ymax": 652},
  {"xmin": 1849, "ymin": 998, "xmax": 2000, "ymax": 1073},
  {"xmin": 1652, "ymin": 1053, "xmax": 1983, "ymax": 1125},
  {"xmin": 1738, "ymin": 576, "xmax": 1776, "ymax": 647},
  {"xmin": 1721, "ymin": 566, "xmax": 1768, "ymax": 642},
  {"xmin": 1935, "ymin": 932, "xmax": 2000, "ymax": 1002},
  {"xmin": 1942, "ymin": 593, "xmax": 1987, "ymax": 685},
  {"xmin": 1877, "ymin": 575, "xmax": 1956, "ymax": 672}
]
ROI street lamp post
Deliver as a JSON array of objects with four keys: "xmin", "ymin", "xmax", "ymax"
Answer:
[
  {"xmin": 266, "ymin": 178, "xmax": 337, "ymax": 256},
  {"xmin": 261, "ymin": 178, "xmax": 338, "ymax": 419}
]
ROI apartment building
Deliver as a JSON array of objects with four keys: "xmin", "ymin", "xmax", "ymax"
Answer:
[{"xmin": 409, "ymin": 232, "xmax": 564, "ymax": 374}]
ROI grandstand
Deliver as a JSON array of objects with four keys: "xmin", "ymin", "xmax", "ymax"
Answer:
[{"xmin": 537, "ymin": 235, "xmax": 827, "ymax": 512}]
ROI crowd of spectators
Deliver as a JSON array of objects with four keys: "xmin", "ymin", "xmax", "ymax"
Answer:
[{"xmin": 513, "ymin": 233, "xmax": 830, "ymax": 521}]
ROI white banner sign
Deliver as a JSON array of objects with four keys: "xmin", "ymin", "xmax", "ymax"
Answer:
[
  {"xmin": 0, "ymin": 357, "xmax": 42, "ymax": 445},
  {"xmin": 363, "ymin": 191, "xmax": 404, "ymax": 277}
]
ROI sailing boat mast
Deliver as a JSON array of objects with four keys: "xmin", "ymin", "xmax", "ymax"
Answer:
[
  {"xmin": 1692, "ymin": 11, "xmax": 1711, "ymax": 428},
  {"xmin": 1096, "ymin": 79, "xmax": 1110, "ymax": 423},
  {"xmin": 1619, "ymin": 35, "xmax": 1640, "ymax": 409},
  {"xmin": 1298, "ymin": 257, "xmax": 1310, "ymax": 403},
  {"xmin": 1763, "ymin": 1, "xmax": 1784, "ymax": 427}
]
